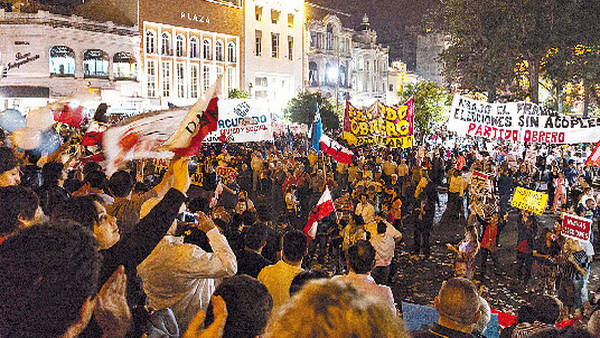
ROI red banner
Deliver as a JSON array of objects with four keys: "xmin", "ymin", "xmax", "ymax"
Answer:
[{"xmin": 562, "ymin": 213, "xmax": 592, "ymax": 242}]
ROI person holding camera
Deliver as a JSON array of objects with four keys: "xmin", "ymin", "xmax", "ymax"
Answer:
[{"xmin": 137, "ymin": 208, "xmax": 237, "ymax": 333}]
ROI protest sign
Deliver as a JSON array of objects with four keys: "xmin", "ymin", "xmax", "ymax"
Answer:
[
  {"xmin": 510, "ymin": 187, "xmax": 549, "ymax": 215},
  {"xmin": 343, "ymin": 98, "xmax": 414, "ymax": 148},
  {"xmin": 586, "ymin": 141, "xmax": 600, "ymax": 167},
  {"xmin": 448, "ymin": 94, "xmax": 600, "ymax": 144},
  {"xmin": 401, "ymin": 302, "xmax": 499, "ymax": 338},
  {"xmin": 205, "ymin": 99, "xmax": 273, "ymax": 143},
  {"xmin": 562, "ymin": 213, "xmax": 593, "ymax": 242},
  {"xmin": 216, "ymin": 166, "xmax": 237, "ymax": 179},
  {"xmin": 470, "ymin": 170, "xmax": 490, "ymax": 195}
]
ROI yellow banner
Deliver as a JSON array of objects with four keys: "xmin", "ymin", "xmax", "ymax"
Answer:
[
  {"xmin": 510, "ymin": 187, "xmax": 548, "ymax": 215},
  {"xmin": 343, "ymin": 98, "xmax": 414, "ymax": 148}
]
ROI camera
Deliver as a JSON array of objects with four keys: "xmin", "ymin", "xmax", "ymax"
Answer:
[{"xmin": 179, "ymin": 211, "xmax": 199, "ymax": 223}]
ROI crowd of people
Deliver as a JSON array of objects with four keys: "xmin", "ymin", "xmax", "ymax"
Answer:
[{"xmin": 0, "ymin": 123, "xmax": 600, "ymax": 337}]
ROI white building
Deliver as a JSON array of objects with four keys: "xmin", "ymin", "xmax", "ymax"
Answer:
[
  {"xmin": 242, "ymin": 0, "xmax": 305, "ymax": 116},
  {"xmin": 386, "ymin": 60, "xmax": 418, "ymax": 105},
  {"xmin": 306, "ymin": 11, "xmax": 389, "ymax": 107},
  {"xmin": 0, "ymin": 9, "xmax": 140, "ymax": 114}
]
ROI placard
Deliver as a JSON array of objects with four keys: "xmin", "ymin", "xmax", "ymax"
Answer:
[
  {"xmin": 510, "ymin": 187, "xmax": 548, "ymax": 215},
  {"xmin": 562, "ymin": 213, "xmax": 593, "ymax": 242}
]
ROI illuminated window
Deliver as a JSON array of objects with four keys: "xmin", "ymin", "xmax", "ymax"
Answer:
[
  {"xmin": 113, "ymin": 52, "xmax": 136, "ymax": 80},
  {"xmin": 271, "ymin": 33, "xmax": 279, "ymax": 58},
  {"xmin": 190, "ymin": 37, "xmax": 199, "ymax": 58},
  {"xmin": 161, "ymin": 61, "xmax": 171, "ymax": 97},
  {"xmin": 203, "ymin": 39, "xmax": 212, "ymax": 60},
  {"xmin": 83, "ymin": 49, "xmax": 109, "ymax": 78},
  {"xmin": 161, "ymin": 32, "xmax": 172, "ymax": 55},
  {"xmin": 271, "ymin": 9, "xmax": 280, "ymax": 24},
  {"xmin": 287, "ymin": 36, "xmax": 293, "ymax": 60},
  {"xmin": 255, "ymin": 30, "xmax": 262, "ymax": 56},
  {"xmin": 176, "ymin": 35, "xmax": 185, "ymax": 57},
  {"xmin": 203, "ymin": 65, "xmax": 211, "ymax": 91},
  {"xmin": 227, "ymin": 67, "xmax": 234, "ymax": 93},
  {"xmin": 49, "ymin": 46, "xmax": 75, "ymax": 76},
  {"xmin": 288, "ymin": 14, "xmax": 294, "ymax": 28},
  {"xmin": 176, "ymin": 62, "xmax": 185, "ymax": 97},
  {"xmin": 145, "ymin": 31, "xmax": 156, "ymax": 54},
  {"xmin": 147, "ymin": 60, "xmax": 156, "ymax": 97},
  {"xmin": 227, "ymin": 42, "xmax": 236, "ymax": 62},
  {"xmin": 190, "ymin": 64, "xmax": 199, "ymax": 98},
  {"xmin": 255, "ymin": 6, "xmax": 262, "ymax": 21},
  {"xmin": 216, "ymin": 40, "xmax": 224, "ymax": 61}
]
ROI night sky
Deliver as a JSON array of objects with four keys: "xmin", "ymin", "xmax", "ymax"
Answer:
[{"xmin": 312, "ymin": 0, "xmax": 440, "ymax": 69}]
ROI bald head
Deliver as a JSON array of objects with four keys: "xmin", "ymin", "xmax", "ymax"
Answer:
[{"xmin": 436, "ymin": 278, "xmax": 480, "ymax": 327}]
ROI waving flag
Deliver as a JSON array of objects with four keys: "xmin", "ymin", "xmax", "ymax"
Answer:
[
  {"xmin": 164, "ymin": 75, "xmax": 222, "ymax": 156},
  {"xmin": 319, "ymin": 134, "xmax": 354, "ymax": 164},
  {"xmin": 586, "ymin": 141, "xmax": 600, "ymax": 167},
  {"xmin": 304, "ymin": 187, "xmax": 335, "ymax": 241},
  {"xmin": 310, "ymin": 102, "xmax": 323, "ymax": 152}
]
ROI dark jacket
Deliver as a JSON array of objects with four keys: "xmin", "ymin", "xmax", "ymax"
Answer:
[
  {"xmin": 411, "ymin": 323, "xmax": 475, "ymax": 338},
  {"xmin": 82, "ymin": 188, "xmax": 186, "ymax": 337},
  {"xmin": 236, "ymin": 249, "xmax": 272, "ymax": 278}
]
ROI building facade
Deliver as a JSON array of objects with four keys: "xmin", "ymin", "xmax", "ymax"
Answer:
[
  {"xmin": 241, "ymin": 0, "xmax": 304, "ymax": 115},
  {"xmin": 306, "ymin": 12, "xmax": 389, "ymax": 106},
  {"xmin": 0, "ymin": 9, "xmax": 140, "ymax": 113},
  {"xmin": 138, "ymin": 0, "xmax": 243, "ymax": 106},
  {"xmin": 415, "ymin": 33, "xmax": 446, "ymax": 85},
  {"xmin": 386, "ymin": 60, "xmax": 418, "ymax": 105}
]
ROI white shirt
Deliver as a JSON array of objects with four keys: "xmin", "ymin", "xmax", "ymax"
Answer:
[
  {"xmin": 333, "ymin": 272, "xmax": 396, "ymax": 315},
  {"xmin": 370, "ymin": 233, "xmax": 396, "ymax": 267},
  {"xmin": 137, "ymin": 229, "xmax": 237, "ymax": 332}
]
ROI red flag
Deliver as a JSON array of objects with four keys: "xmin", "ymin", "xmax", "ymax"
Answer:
[
  {"xmin": 319, "ymin": 134, "xmax": 354, "ymax": 164},
  {"xmin": 165, "ymin": 76, "xmax": 222, "ymax": 156},
  {"xmin": 53, "ymin": 103, "xmax": 85, "ymax": 127},
  {"xmin": 304, "ymin": 187, "xmax": 335, "ymax": 241},
  {"xmin": 586, "ymin": 141, "xmax": 600, "ymax": 167}
]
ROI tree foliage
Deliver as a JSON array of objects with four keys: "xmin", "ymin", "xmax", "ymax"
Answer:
[
  {"xmin": 397, "ymin": 80, "xmax": 451, "ymax": 134},
  {"xmin": 228, "ymin": 89, "xmax": 250, "ymax": 99},
  {"xmin": 437, "ymin": 0, "xmax": 600, "ymax": 113},
  {"xmin": 284, "ymin": 91, "xmax": 340, "ymax": 132}
]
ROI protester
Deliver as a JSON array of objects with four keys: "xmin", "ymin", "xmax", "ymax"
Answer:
[
  {"xmin": 263, "ymin": 279, "xmax": 403, "ymax": 337},
  {"xmin": 236, "ymin": 223, "xmax": 272, "ymax": 278},
  {"xmin": 258, "ymin": 229, "xmax": 307, "ymax": 308},
  {"xmin": 411, "ymin": 277, "xmax": 481, "ymax": 338},
  {"xmin": 0, "ymin": 146, "xmax": 20, "ymax": 187}
]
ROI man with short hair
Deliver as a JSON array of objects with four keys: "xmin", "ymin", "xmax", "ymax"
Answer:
[
  {"xmin": 107, "ymin": 169, "xmax": 172, "ymax": 234},
  {"xmin": 0, "ymin": 222, "xmax": 101, "ymax": 337},
  {"xmin": 369, "ymin": 221, "xmax": 402, "ymax": 285},
  {"xmin": 236, "ymin": 223, "xmax": 272, "ymax": 278},
  {"xmin": 258, "ymin": 230, "xmax": 307, "ymax": 308},
  {"xmin": 204, "ymin": 275, "xmax": 273, "ymax": 338},
  {"xmin": 512, "ymin": 295, "xmax": 562, "ymax": 337},
  {"xmin": 355, "ymin": 193, "xmax": 375, "ymax": 224},
  {"xmin": 333, "ymin": 240, "xmax": 396, "ymax": 315},
  {"xmin": 412, "ymin": 277, "xmax": 481, "ymax": 337}
]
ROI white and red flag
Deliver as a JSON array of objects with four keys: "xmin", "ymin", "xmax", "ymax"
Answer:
[
  {"xmin": 303, "ymin": 187, "xmax": 335, "ymax": 241},
  {"xmin": 586, "ymin": 141, "xmax": 600, "ymax": 167},
  {"xmin": 164, "ymin": 75, "xmax": 222, "ymax": 156},
  {"xmin": 319, "ymin": 134, "xmax": 354, "ymax": 164}
]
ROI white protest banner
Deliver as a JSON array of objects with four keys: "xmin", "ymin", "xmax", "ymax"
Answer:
[
  {"xmin": 448, "ymin": 94, "xmax": 600, "ymax": 144},
  {"xmin": 562, "ymin": 213, "xmax": 593, "ymax": 242},
  {"xmin": 204, "ymin": 99, "xmax": 273, "ymax": 143},
  {"xmin": 103, "ymin": 107, "xmax": 188, "ymax": 174}
]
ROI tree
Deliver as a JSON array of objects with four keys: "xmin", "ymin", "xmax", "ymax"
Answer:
[
  {"xmin": 228, "ymin": 89, "xmax": 250, "ymax": 99},
  {"xmin": 284, "ymin": 91, "xmax": 340, "ymax": 132},
  {"xmin": 438, "ymin": 0, "xmax": 519, "ymax": 103},
  {"xmin": 397, "ymin": 80, "xmax": 451, "ymax": 135}
]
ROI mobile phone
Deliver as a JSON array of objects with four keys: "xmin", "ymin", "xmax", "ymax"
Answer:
[{"xmin": 179, "ymin": 211, "xmax": 199, "ymax": 223}]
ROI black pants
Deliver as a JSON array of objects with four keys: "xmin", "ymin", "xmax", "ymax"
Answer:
[
  {"xmin": 372, "ymin": 265, "xmax": 390, "ymax": 285},
  {"xmin": 412, "ymin": 215, "xmax": 433, "ymax": 256},
  {"xmin": 516, "ymin": 252, "xmax": 533, "ymax": 285},
  {"xmin": 479, "ymin": 247, "xmax": 502, "ymax": 273}
]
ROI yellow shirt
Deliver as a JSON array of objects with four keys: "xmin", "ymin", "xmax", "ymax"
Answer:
[
  {"xmin": 257, "ymin": 260, "xmax": 303, "ymax": 309},
  {"xmin": 448, "ymin": 176, "xmax": 464, "ymax": 196},
  {"xmin": 308, "ymin": 153, "xmax": 318, "ymax": 166}
]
